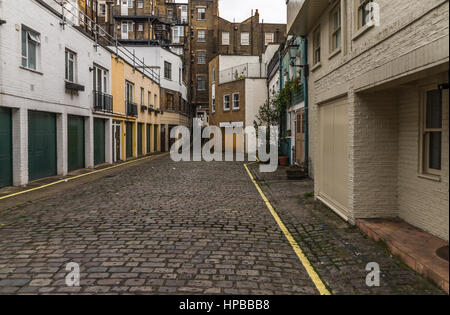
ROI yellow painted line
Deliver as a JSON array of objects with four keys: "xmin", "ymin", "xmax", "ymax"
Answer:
[
  {"xmin": 0, "ymin": 153, "xmax": 168, "ymax": 201},
  {"xmin": 243, "ymin": 163, "xmax": 331, "ymax": 295}
]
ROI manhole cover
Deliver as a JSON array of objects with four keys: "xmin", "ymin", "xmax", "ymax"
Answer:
[{"xmin": 436, "ymin": 246, "xmax": 449, "ymax": 262}]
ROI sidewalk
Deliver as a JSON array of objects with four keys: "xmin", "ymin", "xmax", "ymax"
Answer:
[{"xmin": 247, "ymin": 163, "xmax": 444, "ymax": 295}]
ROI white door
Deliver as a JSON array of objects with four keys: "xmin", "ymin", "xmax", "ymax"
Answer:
[
  {"xmin": 121, "ymin": 22, "xmax": 128, "ymax": 40},
  {"xmin": 121, "ymin": 0, "xmax": 128, "ymax": 15},
  {"xmin": 318, "ymin": 97, "xmax": 349, "ymax": 218}
]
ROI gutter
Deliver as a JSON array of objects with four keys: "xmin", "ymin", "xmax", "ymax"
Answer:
[{"xmin": 301, "ymin": 36, "xmax": 309, "ymax": 172}]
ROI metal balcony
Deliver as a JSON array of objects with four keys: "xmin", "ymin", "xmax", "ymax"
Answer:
[
  {"xmin": 126, "ymin": 101, "xmax": 138, "ymax": 117},
  {"xmin": 93, "ymin": 91, "xmax": 113, "ymax": 113}
]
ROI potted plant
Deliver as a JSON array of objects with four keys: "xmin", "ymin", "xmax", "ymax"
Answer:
[{"xmin": 286, "ymin": 130, "xmax": 292, "ymax": 137}]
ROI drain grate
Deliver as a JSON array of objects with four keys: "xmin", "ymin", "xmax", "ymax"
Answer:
[{"xmin": 436, "ymin": 245, "xmax": 449, "ymax": 262}]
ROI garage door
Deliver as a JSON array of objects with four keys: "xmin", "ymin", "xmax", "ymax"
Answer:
[
  {"xmin": 318, "ymin": 97, "xmax": 349, "ymax": 217},
  {"xmin": 28, "ymin": 111, "xmax": 57, "ymax": 181},
  {"xmin": 94, "ymin": 118, "xmax": 105, "ymax": 165},
  {"xmin": 126, "ymin": 122, "xmax": 133, "ymax": 159},
  {"xmin": 0, "ymin": 107, "xmax": 12, "ymax": 188},
  {"xmin": 137, "ymin": 123, "xmax": 143, "ymax": 157},
  {"xmin": 146, "ymin": 124, "xmax": 151, "ymax": 154},
  {"xmin": 68, "ymin": 115, "xmax": 85, "ymax": 172}
]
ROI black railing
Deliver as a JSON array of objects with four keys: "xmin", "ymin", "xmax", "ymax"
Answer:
[
  {"xmin": 93, "ymin": 91, "xmax": 113, "ymax": 113},
  {"xmin": 126, "ymin": 101, "xmax": 138, "ymax": 117}
]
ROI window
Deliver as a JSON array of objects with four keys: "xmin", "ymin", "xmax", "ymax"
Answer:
[
  {"xmin": 197, "ymin": 8, "xmax": 206, "ymax": 20},
  {"xmin": 330, "ymin": 5, "xmax": 341, "ymax": 52},
  {"xmin": 138, "ymin": 24, "xmax": 143, "ymax": 32},
  {"xmin": 128, "ymin": 0, "xmax": 133, "ymax": 8},
  {"xmin": 172, "ymin": 26, "xmax": 184, "ymax": 44},
  {"xmin": 212, "ymin": 97, "xmax": 216, "ymax": 113},
  {"xmin": 154, "ymin": 95, "xmax": 158, "ymax": 108},
  {"xmin": 197, "ymin": 51, "xmax": 206, "ymax": 64},
  {"xmin": 212, "ymin": 67, "xmax": 215, "ymax": 83},
  {"xmin": 138, "ymin": 0, "xmax": 143, "ymax": 9},
  {"xmin": 357, "ymin": 0, "xmax": 374, "ymax": 29},
  {"xmin": 232, "ymin": 93, "xmax": 240, "ymax": 110},
  {"xmin": 265, "ymin": 33, "xmax": 274, "ymax": 46},
  {"xmin": 197, "ymin": 76, "xmax": 206, "ymax": 91},
  {"xmin": 65, "ymin": 49, "xmax": 77, "ymax": 83},
  {"xmin": 241, "ymin": 32, "xmax": 249, "ymax": 46},
  {"xmin": 125, "ymin": 81, "xmax": 134, "ymax": 102},
  {"xmin": 198, "ymin": 30, "xmax": 206, "ymax": 42},
  {"xmin": 122, "ymin": 21, "xmax": 133, "ymax": 33},
  {"xmin": 148, "ymin": 91, "xmax": 152, "ymax": 106},
  {"xmin": 167, "ymin": 93, "xmax": 174, "ymax": 110},
  {"xmin": 99, "ymin": 4, "xmax": 106, "ymax": 15},
  {"xmin": 21, "ymin": 26, "xmax": 40, "ymax": 70},
  {"xmin": 313, "ymin": 27, "xmax": 321, "ymax": 65},
  {"xmin": 93, "ymin": 65, "xmax": 108, "ymax": 93},
  {"xmin": 164, "ymin": 61, "xmax": 172, "ymax": 80},
  {"xmin": 222, "ymin": 32, "xmax": 230, "ymax": 45},
  {"xmin": 212, "ymin": 82, "xmax": 216, "ymax": 113},
  {"xmin": 140, "ymin": 88, "xmax": 144, "ymax": 105},
  {"xmin": 223, "ymin": 95, "xmax": 230, "ymax": 111},
  {"xmin": 420, "ymin": 89, "xmax": 443, "ymax": 176}
]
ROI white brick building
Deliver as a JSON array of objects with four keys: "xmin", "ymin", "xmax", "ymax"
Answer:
[
  {"xmin": 0, "ymin": 0, "xmax": 113, "ymax": 187},
  {"xmin": 287, "ymin": 0, "xmax": 449, "ymax": 241}
]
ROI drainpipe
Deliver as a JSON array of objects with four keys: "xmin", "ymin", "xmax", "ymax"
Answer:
[{"xmin": 301, "ymin": 36, "xmax": 309, "ymax": 172}]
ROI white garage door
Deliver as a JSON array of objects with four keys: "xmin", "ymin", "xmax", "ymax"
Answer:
[{"xmin": 318, "ymin": 97, "xmax": 350, "ymax": 219}]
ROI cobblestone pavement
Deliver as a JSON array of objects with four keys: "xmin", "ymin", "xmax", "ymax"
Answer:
[
  {"xmin": 0, "ymin": 156, "xmax": 443, "ymax": 294},
  {"xmin": 247, "ymin": 163, "xmax": 443, "ymax": 295}
]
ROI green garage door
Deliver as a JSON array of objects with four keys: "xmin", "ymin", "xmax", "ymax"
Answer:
[
  {"xmin": 94, "ymin": 118, "xmax": 105, "ymax": 165},
  {"xmin": 68, "ymin": 115, "xmax": 85, "ymax": 172},
  {"xmin": 138, "ymin": 123, "xmax": 143, "ymax": 157},
  {"xmin": 154, "ymin": 125, "xmax": 158, "ymax": 152},
  {"xmin": 28, "ymin": 111, "xmax": 57, "ymax": 181},
  {"xmin": 126, "ymin": 122, "xmax": 133, "ymax": 159},
  {"xmin": 0, "ymin": 107, "xmax": 12, "ymax": 188},
  {"xmin": 146, "ymin": 124, "xmax": 151, "ymax": 154}
]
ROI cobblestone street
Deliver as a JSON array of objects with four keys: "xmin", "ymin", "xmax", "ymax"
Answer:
[{"xmin": 0, "ymin": 155, "xmax": 443, "ymax": 294}]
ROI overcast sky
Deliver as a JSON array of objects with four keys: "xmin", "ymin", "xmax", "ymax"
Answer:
[{"xmin": 175, "ymin": 0, "xmax": 287, "ymax": 24}]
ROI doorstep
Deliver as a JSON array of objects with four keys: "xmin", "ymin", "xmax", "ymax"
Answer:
[{"xmin": 356, "ymin": 218, "xmax": 449, "ymax": 294}]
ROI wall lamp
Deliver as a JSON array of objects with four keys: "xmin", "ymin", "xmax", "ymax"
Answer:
[
  {"xmin": 0, "ymin": 19, "xmax": 6, "ymax": 26},
  {"xmin": 288, "ymin": 43, "xmax": 309, "ymax": 77}
]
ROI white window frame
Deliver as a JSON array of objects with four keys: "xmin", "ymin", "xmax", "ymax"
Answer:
[
  {"xmin": 197, "ymin": 29, "xmax": 206, "ymax": 42},
  {"xmin": 197, "ymin": 51, "xmax": 206, "ymax": 64},
  {"xmin": 313, "ymin": 26, "xmax": 321, "ymax": 66},
  {"xmin": 264, "ymin": 33, "xmax": 274, "ymax": 46},
  {"xmin": 419, "ymin": 86, "xmax": 444, "ymax": 178},
  {"xmin": 232, "ymin": 93, "xmax": 240, "ymax": 110},
  {"xmin": 241, "ymin": 32, "xmax": 249, "ymax": 46},
  {"xmin": 65, "ymin": 49, "xmax": 77, "ymax": 83},
  {"xmin": 138, "ymin": 0, "xmax": 143, "ymax": 9},
  {"xmin": 330, "ymin": 4, "xmax": 341, "ymax": 53},
  {"xmin": 197, "ymin": 7, "xmax": 206, "ymax": 20},
  {"xmin": 357, "ymin": 0, "xmax": 374, "ymax": 30},
  {"xmin": 93, "ymin": 64, "xmax": 109, "ymax": 94},
  {"xmin": 223, "ymin": 94, "xmax": 231, "ymax": 111},
  {"xmin": 164, "ymin": 61, "xmax": 172, "ymax": 80},
  {"xmin": 21, "ymin": 26, "xmax": 40, "ymax": 71},
  {"xmin": 99, "ymin": 3, "xmax": 106, "ymax": 15},
  {"xmin": 138, "ymin": 23, "xmax": 143, "ymax": 32},
  {"xmin": 222, "ymin": 32, "xmax": 230, "ymax": 45}
]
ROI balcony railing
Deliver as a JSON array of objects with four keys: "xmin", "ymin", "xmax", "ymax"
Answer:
[
  {"xmin": 219, "ymin": 63, "xmax": 267, "ymax": 84},
  {"xmin": 126, "ymin": 101, "xmax": 138, "ymax": 117},
  {"xmin": 93, "ymin": 91, "xmax": 113, "ymax": 113},
  {"xmin": 291, "ymin": 86, "xmax": 305, "ymax": 106}
]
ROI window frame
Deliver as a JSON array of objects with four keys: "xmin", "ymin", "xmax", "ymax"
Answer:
[
  {"xmin": 21, "ymin": 26, "xmax": 40, "ymax": 71},
  {"xmin": 197, "ymin": 29, "xmax": 206, "ymax": 42},
  {"xmin": 232, "ymin": 92, "xmax": 240, "ymax": 110},
  {"xmin": 312, "ymin": 26, "xmax": 321, "ymax": 66},
  {"xmin": 93, "ymin": 64, "xmax": 109, "ymax": 93},
  {"xmin": 197, "ymin": 7, "xmax": 206, "ymax": 21},
  {"xmin": 223, "ymin": 94, "xmax": 231, "ymax": 111},
  {"xmin": 164, "ymin": 61, "xmax": 172, "ymax": 80},
  {"xmin": 197, "ymin": 51, "xmax": 206, "ymax": 64},
  {"xmin": 65, "ymin": 48, "xmax": 77, "ymax": 83},
  {"xmin": 264, "ymin": 32, "xmax": 274, "ymax": 46},
  {"xmin": 419, "ymin": 86, "xmax": 444, "ymax": 178},
  {"xmin": 330, "ymin": 4, "xmax": 342, "ymax": 54},
  {"xmin": 222, "ymin": 32, "xmax": 230, "ymax": 45},
  {"xmin": 197, "ymin": 75, "xmax": 207, "ymax": 91},
  {"xmin": 125, "ymin": 80, "xmax": 134, "ymax": 103},
  {"xmin": 240, "ymin": 32, "xmax": 250, "ymax": 46},
  {"xmin": 357, "ymin": 0, "xmax": 374, "ymax": 30}
]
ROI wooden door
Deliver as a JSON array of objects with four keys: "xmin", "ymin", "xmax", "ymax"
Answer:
[{"xmin": 295, "ymin": 109, "xmax": 305, "ymax": 164}]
